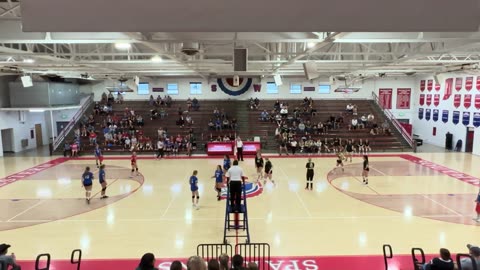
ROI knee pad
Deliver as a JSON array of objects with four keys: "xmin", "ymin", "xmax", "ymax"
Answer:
[
  {"xmin": 131, "ymin": 169, "xmax": 134, "ymax": 172},
  {"xmin": 216, "ymin": 188, "xmax": 221, "ymax": 192},
  {"xmin": 196, "ymin": 196, "xmax": 200, "ymax": 199},
  {"xmin": 192, "ymin": 196, "xmax": 195, "ymax": 199},
  {"xmin": 136, "ymin": 168, "xmax": 139, "ymax": 171},
  {"xmin": 102, "ymin": 187, "xmax": 107, "ymax": 192}
]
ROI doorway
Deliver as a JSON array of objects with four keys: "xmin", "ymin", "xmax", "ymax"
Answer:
[
  {"xmin": 1, "ymin": 128, "xmax": 14, "ymax": 153},
  {"xmin": 35, "ymin": 124, "xmax": 43, "ymax": 147},
  {"xmin": 465, "ymin": 127, "xmax": 475, "ymax": 153}
]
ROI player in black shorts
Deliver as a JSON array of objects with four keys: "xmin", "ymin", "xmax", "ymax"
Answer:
[
  {"xmin": 336, "ymin": 149, "xmax": 345, "ymax": 172},
  {"xmin": 358, "ymin": 139, "xmax": 365, "ymax": 155},
  {"xmin": 364, "ymin": 139, "xmax": 371, "ymax": 154},
  {"xmin": 263, "ymin": 158, "xmax": 274, "ymax": 185},
  {"xmin": 254, "ymin": 152, "xmax": 264, "ymax": 182},
  {"xmin": 362, "ymin": 155, "xmax": 369, "ymax": 185},
  {"xmin": 305, "ymin": 158, "xmax": 314, "ymax": 190},
  {"xmin": 345, "ymin": 140, "xmax": 353, "ymax": 163}
]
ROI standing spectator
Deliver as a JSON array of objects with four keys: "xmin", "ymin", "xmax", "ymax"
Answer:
[
  {"xmin": 208, "ymin": 260, "xmax": 220, "ymax": 270},
  {"xmin": 421, "ymin": 248, "xmax": 454, "ymax": 270},
  {"xmin": 63, "ymin": 142, "xmax": 71, "ymax": 157},
  {"xmin": 247, "ymin": 262, "xmax": 258, "ymax": 270},
  {"xmin": 260, "ymin": 110, "xmax": 269, "ymax": 121},
  {"xmin": 0, "ymin": 243, "xmax": 21, "ymax": 270},
  {"xmin": 232, "ymin": 255, "xmax": 244, "ymax": 270},
  {"xmin": 226, "ymin": 160, "xmax": 244, "ymax": 212},
  {"xmin": 290, "ymin": 139, "xmax": 298, "ymax": 155},
  {"xmin": 156, "ymin": 140, "xmax": 164, "ymax": 159},
  {"xmin": 170, "ymin": 261, "xmax": 182, "ymax": 270},
  {"xmin": 474, "ymin": 190, "xmax": 480, "ymax": 222},
  {"xmin": 219, "ymin": 254, "xmax": 230, "ymax": 270},
  {"xmin": 460, "ymin": 244, "xmax": 480, "ymax": 270},
  {"xmin": 187, "ymin": 256, "xmax": 207, "ymax": 270},
  {"xmin": 236, "ymin": 137, "xmax": 244, "ymax": 161},
  {"xmin": 136, "ymin": 253, "xmax": 158, "ymax": 270}
]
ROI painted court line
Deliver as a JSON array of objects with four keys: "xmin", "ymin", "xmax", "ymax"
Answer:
[
  {"xmin": 276, "ymin": 165, "xmax": 312, "ymax": 218},
  {"xmin": 421, "ymin": 195, "xmax": 463, "ymax": 217},
  {"xmin": 369, "ymin": 166, "xmax": 387, "ymax": 176},
  {"xmin": 352, "ymin": 176, "xmax": 380, "ymax": 195},
  {"xmin": 7, "ymin": 200, "xmax": 46, "ymax": 222}
]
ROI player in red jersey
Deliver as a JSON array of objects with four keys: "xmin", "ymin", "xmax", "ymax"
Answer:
[{"xmin": 130, "ymin": 152, "xmax": 140, "ymax": 178}]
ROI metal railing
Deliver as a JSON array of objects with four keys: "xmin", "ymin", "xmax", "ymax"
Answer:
[
  {"xmin": 371, "ymin": 92, "xmax": 414, "ymax": 148},
  {"xmin": 197, "ymin": 243, "xmax": 233, "ymax": 262},
  {"xmin": 52, "ymin": 94, "xmax": 94, "ymax": 151}
]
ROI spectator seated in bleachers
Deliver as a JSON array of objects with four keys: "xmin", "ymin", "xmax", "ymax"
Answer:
[
  {"xmin": 176, "ymin": 115, "xmax": 185, "ymax": 128},
  {"xmin": 136, "ymin": 115, "xmax": 144, "ymax": 127},
  {"xmin": 280, "ymin": 105, "xmax": 289, "ymax": 118},
  {"xmin": 165, "ymin": 95, "xmax": 173, "ymax": 107},
  {"xmin": 186, "ymin": 98, "xmax": 192, "ymax": 111},
  {"xmin": 192, "ymin": 97, "xmax": 200, "ymax": 111},
  {"xmin": 107, "ymin": 92, "xmax": 114, "ymax": 103},
  {"xmin": 381, "ymin": 120, "xmax": 391, "ymax": 135},
  {"xmin": 460, "ymin": 244, "xmax": 480, "ymax": 270},
  {"xmin": 0, "ymin": 243, "xmax": 21, "ymax": 270},
  {"xmin": 349, "ymin": 118, "xmax": 358, "ymax": 130},
  {"xmin": 185, "ymin": 114, "xmax": 194, "ymax": 126},
  {"xmin": 150, "ymin": 109, "xmax": 158, "ymax": 120},
  {"xmin": 116, "ymin": 92, "xmax": 124, "ymax": 104},
  {"xmin": 346, "ymin": 103, "xmax": 354, "ymax": 114},
  {"xmin": 249, "ymin": 98, "xmax": 259, "ymax": 110},
  {"xmin": 213, "ymin": 107, "xmax": 220, "ymax": 118},
  {"xmin": 208, "ymin": 119, "xmax": 215, "ymax": 130},
  {"xmin": 274, "ymin": 99, "xmax": 281, "ymax": 112},
  {"xmin": 260, "ymin": 110, "xmax": 269, "ymax": 121},
  {"xmin": 136, "ymin": 252, "xmax": 158, "ymax": 270},
  {"xmin": 420, "ymin": 248, "xmax": 454, "ymax": 270},
  {"xmin": 215, "ymin": 118, "xmax": 222, "ymax": 131},
  {"xmin": 149, "ymin": 95, "xmax": 155, "ymax": 106},
  {"xmin": 101, "ymin": 92, "xmax": 108, "ymax": 103},
  {"xmin": 159, "ymin": 107, "xmax": 167, "ymax": 118}
]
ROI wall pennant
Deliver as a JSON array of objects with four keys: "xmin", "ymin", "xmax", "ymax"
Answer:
[
  {"xmin": 418, "ymin": 108, "xmax": 424, "ymax": 120},
  {"xmin": 442, "ymin": 110, "xmax": 449, "ymax": 123},
  {"xmin": 462, "ymin": 111, "xmax": 470, "ymax": 126},
  {"xmin": 465, "ymin": 76, "xmax": 473, "ymax": 91},
  {"xmin": 435, "ymin": 82, "xmax": 441, "ymax": 91},
  {"xmin": 473, "ymin": 112, "xmax": 480, "ymax": 128},
  {"xmin": 452, "ymin": 111, "xmax": 460, "ymax": 125},
  {"xmin": 455, "ymin": 77, "xmax": 463, "ymax": 91},
  {"xmin": 476, "ymin": 76, "xmax": 480, "ymax": 91},
  {"xmin": 420, "ymin": 80, "xmax": 426, "ymax": 91},
  {"xmin": 444, "ymin": 78, "xmax": 453, "ymax": 100},
  {"xmin": 475, "ymin": 94, "xmax": 480, "ymax": 109},
  {"xmin": 432, "ymin": 109, "xmax": 439, "ymax": 122},
  {"xmin": 453, "ymin": 94, "xmax": 461, "ymax": 108},
  {"xmin": 425, "ymin": 109, "xmax": 431, "ymax": 121},
  {"xmin": 427, "ymin": 80, "xmax": 433, "ymax": 91},
  {"xmin": 433, "ymin": 94, "xmax": 440, "ymax": 107},
  {"xmin": 419, "ymin": 94, "xmax": 425, "ymax": 106},
  {"xmin": 464, "ymin": 94, "xmax": 472, "ymax": 109},
  {"xmin": 426, "ymin": 94, "xmax": 432, "ymax": 106}
]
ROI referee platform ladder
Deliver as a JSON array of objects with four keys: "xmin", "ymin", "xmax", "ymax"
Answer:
[{"xmin": 223, "ymin": 182, "xmax": 250, "ymax": 244}]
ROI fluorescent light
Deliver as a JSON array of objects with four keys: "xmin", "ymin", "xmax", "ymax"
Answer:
[
  {"xmin": 151, "ymin": 55, "xmax": 163, "ymax": 62},
  {"xmin": 23, "ymin": 59, "xmax": 35, "ymax": 63},
  {"xmin": 114, "ymin": 43, "xmax": 131, "ymax": 50},
  {"xmin": 307, "ymin": 42, "xmax": 316, "ymax": 48},
  {"xmin": 29, "ymin": 109, "xmax": 45, "ymax": 112}
]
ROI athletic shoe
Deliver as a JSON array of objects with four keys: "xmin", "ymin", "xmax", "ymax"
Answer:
[
  {"xmin": 217, "ymin": 196, "xmax": 221, "ymax": 201},
  {"xmin": 473, "ymin": 218, "xmax": 480, "ymax": 222},
  {"xmin": 101, "ymin": 195, "xmax": 109, "ymax": 199},
  {"xmin": 87, "ymin": 198, "xmax": 90, "ymax": 204},
  {"xmin": 196, "ymin": 205, "xmax": 200, "ymax": 210}
]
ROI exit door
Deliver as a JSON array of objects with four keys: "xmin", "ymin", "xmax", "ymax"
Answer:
[{"xmin": 465, "ymin": 127, "xmax": 475, "ymax": 153}]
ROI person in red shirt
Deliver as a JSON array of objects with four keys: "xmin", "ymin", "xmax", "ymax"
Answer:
[
  {"xmin": 130, "ymin": 152, "xmax": 139, "ymax": 178},
  {"xmin": 89, "ymin": 132, "xmax": 97, "ymax": 146}
]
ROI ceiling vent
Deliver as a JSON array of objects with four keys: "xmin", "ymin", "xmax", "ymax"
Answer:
[{"xmin": 181, "ymin": 42, "xmax": 200, "ymax": 56}]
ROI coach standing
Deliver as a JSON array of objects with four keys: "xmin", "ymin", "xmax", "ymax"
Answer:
[
  {"xmin": 236, "ymin": 136, "xmax": 244, "ymax": 161},
  {"xmin": 226, "ymin": 160, "xmax": 244, "ymax": 212}
]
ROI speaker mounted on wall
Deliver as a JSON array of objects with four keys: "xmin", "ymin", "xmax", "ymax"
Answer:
[
  {"xmin": 303, "ymin": 62, "xmax": 319, "ymax": 80},
  {"xmin": 233, "ymin": 48, "xmax": 248, "ymax": 72},
  {"xmin": 273, "ymin": 74, "xmax": 283, "ymax": 86},
  {"xmin": 21, "ymin": 75, "xmax": 33, "ymax": 88}
]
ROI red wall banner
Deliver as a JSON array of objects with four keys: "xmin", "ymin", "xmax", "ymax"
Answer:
[
  {"xmin": 433, "ymin": 94, "xmax": 440, "ymax": 107},
  {"xmin": 477, "ymin": 76, "xmax": 480, "ymax": 91},
  {"xmin": 455, "ymin": 77, "xmax": 463, "ymax": 91},
  {"xmin": 420, "ymin": 80, "xmax": 426, "ymax": 91},
  {"xmin": 435, "ymin": 82, "xmax": 441, "ymax": 91},
  {"xmin": 453, "ymin": 94, "xmax": 461, "ymax": 108},
  {"xmin": 378, "ymin": 88, "xmax": 392, "ymax": 109},
  {"xmin": 419, "ymin": 94, "xmax": 425, "ymax": 106},
  {"xmin": 465, "ymin": 77, "xmax": 473, "ymax": 91},
  {"xmin": 464, "ymin": 94, "xmax": 472, "ymax": 109},
  {"xmin": 427, "ymin": 79, "xmax": 433, "ymax": 91},
  {"xmin": 475, "ymin": 94, "xmax": 480, "ymax": 109},
  {"xmin": 426, "ymin": 94, "xmax": 432, "ymax": 106},
  {"xmin": 396, "ymin": 88, "xmax": 411, "ymax": 109},
  {"xmin": 444, "ymin": 78, "xmax": 453, "ymax": 100}
]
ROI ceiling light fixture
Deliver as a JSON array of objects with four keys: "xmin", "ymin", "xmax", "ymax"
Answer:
[
  {"xmin": 114, "ymin": 43, "xmax": 132, "ymax": 50},
  {"xmin": 23, "ymin": 58, "xmax": 35, "ymax": 63},
  {"xmin": 307, "ymin": 42, "xmax": 316, "ymax": 48},
  {"xmin": 29, "ymin": 109, "xmax": 45, "ymax": 112},
  {"xmin": 151, "ymin": 56, "xmax": 163, "ymax": 63}
]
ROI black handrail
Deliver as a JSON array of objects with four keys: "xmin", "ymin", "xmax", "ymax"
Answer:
[
  {"xmin": 411, "ymin": 248, "xmax": 425, "ymax": 270},
  {"xmin": 457, "ymin": 253, "xmax": 478, "ymax": 270},
  {"xmin": 71, "ymin": 249, "xmax": 82, "ymax": 270},
  {"xmin": 382, "ymin": 244, "xmax": 393, "ymax": 270},
  {"xmin": 35, "ymin": 253, "xmax": 51, "ymax": 270},
  {"xmin": 196, "ymin": 243, "xmax": 233, "ymax": 262},
  {"xmin": 235, "ymin": 243, "xmax": 271, "ymax": 270}
]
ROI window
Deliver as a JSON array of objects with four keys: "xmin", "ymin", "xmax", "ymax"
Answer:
[
  {"xmin": 318, "ymin": 84, "xmax": 331, "ymax": 94},
  {"xmin": 137, "ymin": 82, "xmax": 149, "ymax": 95},
  {"xmin": 167, "ymin": 83, "xmax": 179, "ymax": 95},
  {"xmin": 190, "ymin": 82, "xmax": 202, "ymax": 95},
  {"xmin": 290, "ymin": 83, "xmax": 302, "ymax": 94},
  {"xmin": 266, "ymin": 82, "xmax": 278, "ymax": 94}
]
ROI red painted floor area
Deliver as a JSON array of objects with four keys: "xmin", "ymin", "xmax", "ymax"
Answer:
[{"xmin": 17, "ymin": 254, "xmax": 430, "ymax": 270}]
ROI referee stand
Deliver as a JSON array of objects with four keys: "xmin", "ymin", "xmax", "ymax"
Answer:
[{"xmin": 223, "ymin": 177, "xmax": 250, "ymax": 244}]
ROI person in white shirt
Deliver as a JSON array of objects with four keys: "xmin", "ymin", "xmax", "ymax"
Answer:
[
  {"xmin": 290, "ymin": 140, "xmax": 298, "ymax": 155},
  {"xmin": 226, "ymin": 160, "xmax": 244, "ymax": 212},
  {"xmin": 350, "ymin": 118, "xmax": 358, "ymax": 130},
  {"xmin": 236, "ymin": 137, "xmax": 244, "ymax": 161},
  {"xmin": 156, "ymin": 140, "xmax": 164, "ymax": 159}
]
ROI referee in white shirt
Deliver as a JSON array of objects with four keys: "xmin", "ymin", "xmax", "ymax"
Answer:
[
  {"xmin": 236, "ymin": 137, "xmax": 244, "ymax": 161},
  {"xmin": 226, "ymin": 160, "xmax": 244, "ymax": 212},
  {"xmin": 156, "ymin": 139, "xmax": 164, "ymax": 159}
]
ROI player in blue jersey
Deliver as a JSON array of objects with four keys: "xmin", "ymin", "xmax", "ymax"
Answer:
[
  {"xmin": 81, "ymin": 166, "xmax": 93, "ymax": 204},
  {"xmin": 190, "ymin": 170, "xmax": 199, "ymax": 209},
  {"xmin": 212, "ymin": 165, "xmax": 223, "ymax": 201},
  {"xmin": 94, "ymin": 144, "xmax": 104, "ymax": 168},
  {"xmin": 99, "ymin": 164, "xmax": 108, "ymax": 199},
  {"xmin": 223, "ymin": 155, "xmax": 231, "ymax": 172}
]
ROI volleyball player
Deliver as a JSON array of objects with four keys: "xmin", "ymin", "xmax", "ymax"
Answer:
[
  {"xmin": 473, "ymin": 189, "xmax": 480, "ymax": 222},
  {"xmin": 130, "ymin": 152, "xmax": 139, "ymax": 178},
  {"xmin": 364, "ymin": 139, "xmax": 371, "ymax": 155},
  {"xmin": 362, "ymin": 155, "xmax": 369, "ymax": 185},
  {"xmin": 264, "ymin": 158, "xmax": 274, "ymax": 185},
  {"xmin": 81, "ymin": 166, "xmax": 93, "ymax": 204},
  {"xmin": 336, "ymin": 149, "xmax": 345, "ymax": 172},
  {"xmin": 223, "ymin": 155, "xmax": 231, "ymax": 172},
  {"xmin": 345, "ymin": 140, "xmax": 354, "ymax": 162},
  {"xmin": 305, "ymin": 158, "xmax": 314, "ymax": 190},
  {"xmin": 99, "ymin": 164, "xmax": 108, "ymax": 199},
  {"xmin": 254, "ymin": 152, "xmax": 264, "ymax": 182},
  {"xmin": 212, "ymin": 165, "xmax": 223, "ymax": 201},
  {"xmin": 190, "ymin": 170, "xmax": 199, "ymax": 209},
  {"xmin": 358, "ymin": 139, "xmax": 365, "ymax": 155},
  {"xmin": 94, "ymin": 144, "xmax": 104, "ymax": 168}
]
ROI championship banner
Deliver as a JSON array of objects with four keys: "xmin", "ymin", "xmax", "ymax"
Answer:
[
  {"xmin": 453, "ymin": 94, "xmax": 461, "ymax": 108},
  {"xmin": 426, "ymin": 94, "xmax": 432, "ymax": 106},
  {"xmin": 464, "ymin": 94, "xmax": 472, "ymax": 109},
  {"xmin": 462, "ymin": 112, "xmax": 470, "ymax": 126},
  {"xmin": 452, "ymin": 111, "xmax": 460, "ymax": 125},
  {"xmin": 475, "ymin": 94, "xmax": 480, "ymax": 109},
  {"xmin": 396, "ymin": 88, "xmax": 411, "ymax": 109},
  {"xmin": 427, "ymin": 80, "xmax": 433, "ymax": 91},
  {"xmin": 432, "ymin": 109, "xmax": 439, "ymax": 122},
  {"xmin": 465, "ymin": 77, "xmax": 473, "ymax": 91},
  {"xmin": 435, "ymin": 82, "xmax": 441, "ymax": 91},
  {"xmin": 425, "ymin": 108, "xmax": 431, "ymax": 121},
  {"xmin": 420, "ymin": 80, "xmax": 426, "ymax": 91},
  {"xmin": 378, "ymin": 88, "xmax": 392, "ymax": 109},
  {"xmin": 442, "ymin": 110, "xmax": 449, "ymax": 123},
  {"xmin": 477, "ymin": 76, "xmax": 480, "ymax": 91},
  {"xmin": 418, "ymin": 108, "xmax": 424, "ymax": 120},
  {"xmin": 444, "ymin": 78, "xmax": 453, "ymax": 100},
  {"xmin": 473, "ymin": 112, "xmax": 480, "ymax": 128},
  {"xmin": 419, "ymin": 94, "xmax": 425, "ymax": 106},
  {"xmin": 433, "ymin": 94, "xmax": 440, "ymax": 107},
  {"xmin": 455, "ymin": 77, "xmax": 463, "ymax": 91}
]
